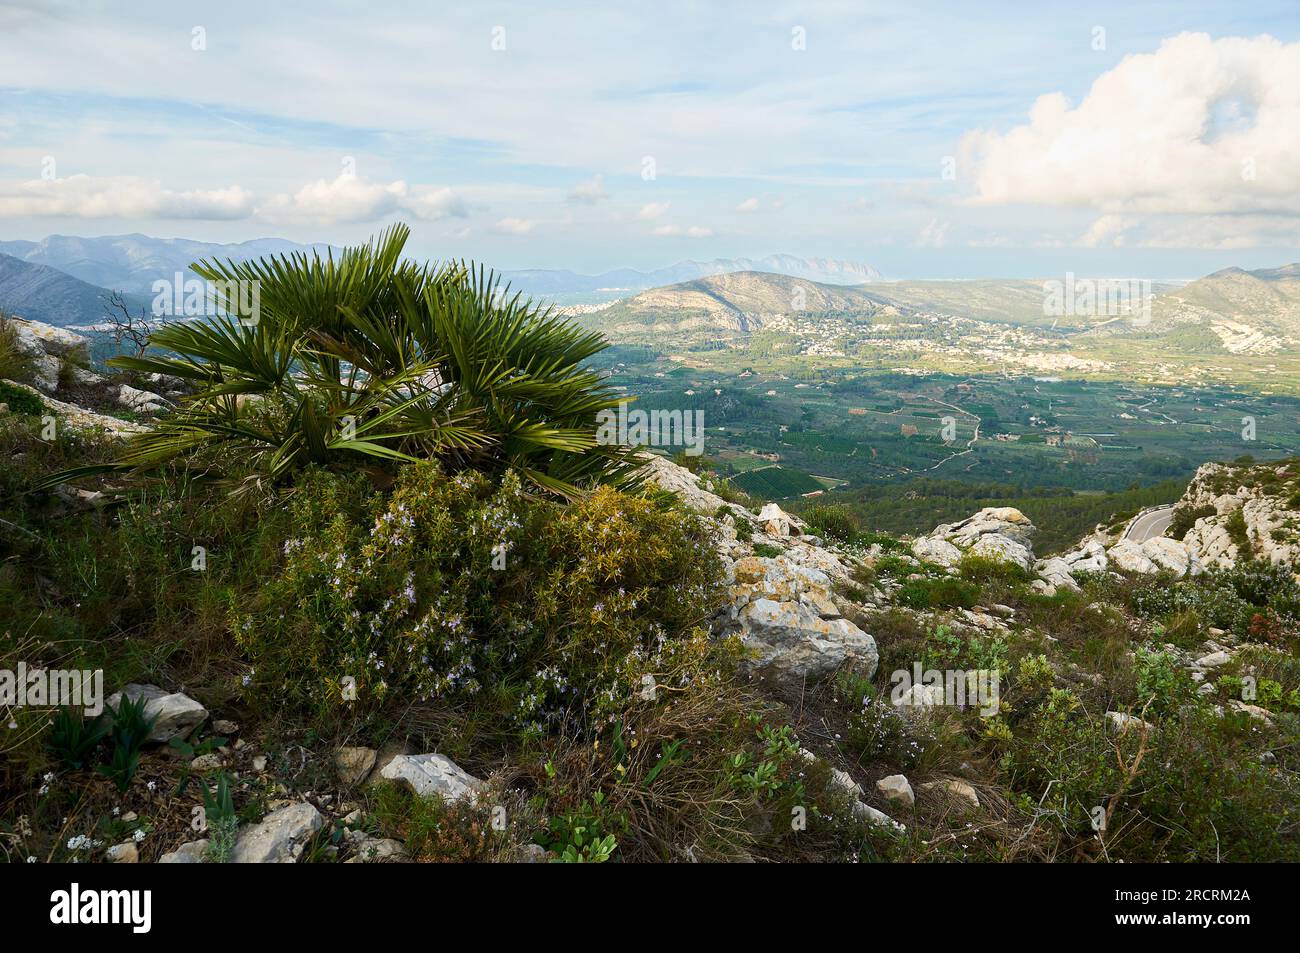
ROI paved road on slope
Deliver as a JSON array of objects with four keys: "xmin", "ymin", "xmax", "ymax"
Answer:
[{"xmin": 1125, "ymin": 505, "xmax": 1176, "ymax": 542}]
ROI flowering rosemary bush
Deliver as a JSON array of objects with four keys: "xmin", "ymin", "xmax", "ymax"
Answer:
[{"xmin": 233, "ymin": 462, "xmax": 727, "ymax": 732}]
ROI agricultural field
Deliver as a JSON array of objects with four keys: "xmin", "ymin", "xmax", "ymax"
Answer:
[{"xmin": 592, "ymin": 344, "xmax": 1300, "ymax": 495}]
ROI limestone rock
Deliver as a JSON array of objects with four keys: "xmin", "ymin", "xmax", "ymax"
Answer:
[
  {"xmin": 1, "ymin": 381, "xmax": 147, "ymax": 436},
  {"xmin": 335, "ymin": 746, "xmax": 378, "ymax": 786},
  {"xmin": 920, "ymin": 778, "xmax": 980, "ymax": 809},
  {"xmin": 818, "ymin": 760, "xmax": 904, "ymax": 832},
  {"xmin": 189, "ymin": 753, "xmax": 223, "ymax": 772},
  {"xmin": 1194, "ymin": 650, "xmax": 1231, "ymax": 669},
  {"xmin": 1105, "ymin": 711, "xmax": 1155, "ymax": 736},
  {"xmin": 892, "ymin": 682, "xmax": 946, "ymax": 717},
  {"xmin": 105, "ymin": 683, "xmax": 207, "ymax": 743},
  {"xmin": 379, "ymin": 753, "xmax": 484, "ymax": 804},
  {"xmin": 158, "ymin": 839, "xmax": 208, "ymax": 863},
  {"xmin": 1228, "ymin": 700, "xmax": 1275, "ymax": 725},
  {"xmin": 116, "ymin": 383, "xmax": 170, "ymax": 415},
  {"xmin": 756, "ymin": 503, "xmax": 804, "ymax": 537},
  {"xmin": 967, "ymin": 534, "xmax": 1035, "ymax": 572},
  {"xmin": 910, "ymin": 536, "xmax": 962, "ymax": 568},
  {"xmin": 229, "ymin": 802, "xmax": 323, "ymax": 863},
  {"xmin": 735, "ymin": 597, "xmax": 877, "ymax": 683},
  {"xmin": 343, "ymin": 830, "xmax": 408, "ymax": 863},
  {"xmin": 876, "ymin": 774, "xmax": 915, "ymax": 808}
]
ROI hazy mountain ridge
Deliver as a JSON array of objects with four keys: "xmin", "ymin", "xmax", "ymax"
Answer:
[
  {"xmin": 0, "ymin": 234, "xmax": 334, "ymax": 297},
  {"xmin": 588, "ymin": 271, "xmax": 894, "ymax": 334},
  {"xmin": 589, "ymin": 265, "xmax": 1300, "ymax": 361},
  {"xmin": 504, "ymin": 254, "xmax": 883, "ymax": 296},
  {"xmin": 0, "ymin": 253, "xmax": 150, "ymax": 328}
]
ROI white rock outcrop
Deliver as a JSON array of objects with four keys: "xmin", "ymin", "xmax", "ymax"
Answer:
[
  {"xmin": 726, "ymin": 556, "xmax": 877, "ymax": 683},
  {"xmin": 914, "ymin": 507, "xmax": 1038, "ymax": 573},
  {"xmin": 876, "ymin": 774, "xmax": 915, "ymax": 808},
  {"xmin": 229, "ymin": 802, "xmax": 323, "ymax": 863},
  {"xmin": 379, "ymin": 753, "xmax": 484, "ymax": 804},
  {"xmin": 104, "ymin": 683, "xmax": 207, "ymax": 743}
]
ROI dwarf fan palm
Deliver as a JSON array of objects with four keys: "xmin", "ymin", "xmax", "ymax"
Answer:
[{"xmin": 53, "ymin": 225, "xmax": 640, "ymax": 497}]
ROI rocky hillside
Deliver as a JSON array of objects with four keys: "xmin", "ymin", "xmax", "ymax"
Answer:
[
  {"xmin": 1151, "ymin": 264, "xmax": 1300, "ymax": 350},
  {"xmin": 3, "ymin": 351, "xmax": 1299, "ymax": 863},
  {"xmin": 1, "ymin": 315, "xmax": 175, "ymax": 434}
]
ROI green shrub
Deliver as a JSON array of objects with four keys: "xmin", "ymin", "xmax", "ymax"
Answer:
[
  {"xmin": 97, "ymin": 695, "xmax": 156, "ymax": 792},
  {"xmin": 0, "ymin": 380, "xmax": 44, "ymax": 417},
  {"xmin": 1133, "ymin": 647, "xmax": 1196, "ymax": 718},
  {"xmin": 1224, "ymin": 507, "xmax": 1251, "ymax": 554},
  {"xmin": 1168, "ymin": 503, "xmax": 1215, "ymax": 540},
  {"xmin": 802, "ymin": 503, "xmax": 859, "ymax": 543},
  {"xmin": 897, "ymin": 576, "xmax": 982, "ymax": 610},
  {"xmin": 48, "ymin": 709, "xmax": 108, "ymax": 770},
  {"xmin": 233, "ymin": 463, "xmax": 726, "ymax": 733},
  {"xmin": 0, "ymin": 315, "xmax": 35, "ymax": 385}
]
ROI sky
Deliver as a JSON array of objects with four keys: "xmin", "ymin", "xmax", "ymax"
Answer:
[{"xmin": 1, "ymin": 0, "xmax": 1298, "ymax": 278}]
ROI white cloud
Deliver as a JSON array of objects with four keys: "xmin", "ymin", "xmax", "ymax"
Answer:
[
  {"xmin": 567, "ymin": 175, "xmax": 608, "ymax": 204},
  {"xmin": 961, "ymin": 33, "xmax": 1300, "ymax": 216},
  {"xmin": 258, "ymin": 174, "xmax": 406, "ymax": 225},
  {"xmin": 1081, "ymin": 213, "xmax": 1299, "ymax": 249},
  {"xmin": 495, "ymin": 217, "xmax": 538, "ymax": 235},
  {"xmin": 653, "ymin": 224, "xmax": 713, "ymax": 238},
  {"xmin": 0, "ymin": 175, "xmax": 254, "ymax": 219},
  {"xmin": 257, "ymin": 175, "xmax": 468, "ymax": 225},
  {"xmin": 1077, "ymin": 214, "xmax": 1135, "ymax": 248},
  {"xmin": 735, "ymin": 197, "xmax": 759, "ymax": 212},
  {"xmin": 0, "ymin": 172, "xmax": 473, "ymax": 228},
  {"xmin": 638, "ymin": 201, "xmax": 670, "ymax": 219},
  {"xmin": 406, "ymin": 186, "xmax": 470, "ymax": 221}
]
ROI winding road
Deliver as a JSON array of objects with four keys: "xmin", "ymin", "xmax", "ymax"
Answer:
[{"xmin": 1124, "ymin": 504, "xmax": 1176, "ymax": 542}]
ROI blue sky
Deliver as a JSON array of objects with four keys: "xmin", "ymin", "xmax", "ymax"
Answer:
[{"xmin": 1, "ymin": 0, "xmax": 1298, "ymax": 277}]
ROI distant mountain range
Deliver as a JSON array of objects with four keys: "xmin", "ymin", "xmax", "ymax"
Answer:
[
  {"xmin": 590, "ymin": 272, "xmax": 893, "ymax": 334},
  {"xmin": 0, "ymin": 234, "xmax": 330, "ymax": 297},
  {"xmin": 584, "ymin": 264, "xmax": 1300, "ymax": 356},
  {"xmin": 1, "ymin": 230, "xmax": 1295, "ymax": 357},
  {"xmin": 502, "ymin": 255, "xmax": 883, "ymax": 297},
  {"xmin": 0, "ymin": 234, "xmax": 885, "ymax": 323},
  {"xmin": 0, "ymin": 253, "xmax": 151, "ymax": 328}
]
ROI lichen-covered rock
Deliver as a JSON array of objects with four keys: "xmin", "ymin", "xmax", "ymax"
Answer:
[
  {"xmin": 967, "ymin": 533, "xmax": 1035, "ymax": 572},
  {"xmin": 723, "ymin": 553, "xmax": 878, "ymax": 683},
  {"xmin": 735, "ymin": 598, "xmax": 878, "ymax": 682},
  {"xmin": 910, "ymin": 536, "xmax": 962, "ymax": 567}
]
